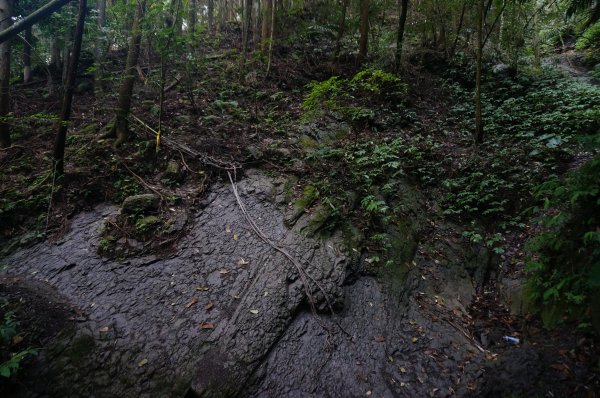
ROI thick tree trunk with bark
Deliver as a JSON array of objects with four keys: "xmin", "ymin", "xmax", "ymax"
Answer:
[
  {"xmin": 395, "ymin": 0, "xmax": 408, "ymax": 69},
  {"xmin": 0, "ymin": 0, "xmax": 12, "ymax": 148},
  {"xmin": 358, "ymin": 0, "xmax": 369, "ymax": 63},
  {"xmin": 53, "ymin": 0, "xmax": 87, "ymax": 175},
  {"xmin": 23, "ymin": 27, "xmax": 32, "ymax": 83},
  {"xmin": 110, "ymin": 0, "xmax": 145, "ymax": 147},
  {"xmin": 475, "ymin": 0, "xmax": 484, "ymax": 144}
]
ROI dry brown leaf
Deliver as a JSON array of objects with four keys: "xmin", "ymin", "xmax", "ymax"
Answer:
[
  {"xmin": 99, "ymin": 326, "xmax": 109, "ymax": 333},
  {"xmin": 186, "ymin": 296, "xmax": 199, "ymax": 308},
  {"xmin": 204, "ymin": 302, "xmax": 214, "ymax": 311},
  {"xmin": 200, "ymin": 322, "xmax": 215, "ymax": 329},
  {"xmin": 196, "ymin": 287, "xmax": 209, "ymax": 292},
  {"xmin": 12, "ymin": 335, "xmax": 23, "ymax": 345}
]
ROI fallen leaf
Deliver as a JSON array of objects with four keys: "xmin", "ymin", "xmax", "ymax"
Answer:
[
  {"xmin": 196, "ymin": 287, "xmax": 209, "ymax": 292},
  {"xmin": 233, "ymin": 233, "xmax": 239, "ymax": 240},
  {"xmin": 375, "ymin": 335, "xmax": 385, "ymax": 342},
  {"xmin": 219, "ymin": 269, "xmax": 229, "ymax": 275},
  {"xmin": 226, "ymin": 226, "xmax": 231, "ymax": 233},
  {"xmin": 138, "ymin": 358, "xmax": 148, "ymax": 367},
  {"xmin": 250, "ymin": 309, "xmax": 259, "ymax": 314},
  {"xmin": 200, "ymin": 322, "xmax": 215, "ymax": 329},
  {"xmin": 204, "ymin": 302, "xmax": 214, "ymax": 311},
  {"xmin": 186, "ymin": 296, "xmax": 199, "ymax": 308},
  {"xmin": 399, "ymin": 367, "xmax": 406, "ymax": 373},
  {"xmin": 99, "ymin": 326, "xmax": 109, "ymax": 333},
  {"xmin": 238, "ymin": 258, "xmax": 249, "ymax": 265},
  {"xmin": 12, "ymin": 335, "xmax": 23, "ymax": 345},
  {"xmin": 411, "ymin": 337, "xmax": 418, "ymax": 343}
]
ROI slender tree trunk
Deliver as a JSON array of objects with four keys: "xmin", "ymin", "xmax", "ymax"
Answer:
[
  {"xmin": 265, "ymin": 0, "xmax": 275, "ymax": 75},
  {"xmin": 53, "ymin": 0, "xmax": 87, "ymax": 175},
  {"xmin": 475, "ymin": 0, "xmax": 484, "ymax": 144},
  {"xmin": 219, "ymin": 0, "xmax": 226, "ymax": 31},
  {"xmin": 449, "ymin": 0, "xmax": 466, "ymax": 59},
  {"xmin": 61, "ymin": 26, "xmax": 71, "ymax": 86},
  {"xmin": 252, "ymin": 0, "xmax": 260, "ymax": 45},
  {"xmin": 334, "ymin": 0, "xmax": 349, "ymax": 59},
  {"xmin": 261, "ymin": 0, "xmax": 271, "ymax": 52},
  {"xmin": 110, "ymin": 0, "xmax": 146, "ymax": 147},
  {"xmin": 0, "ymin": 0, "xmax": 12, "ymax": 148},
  {"xmin": 94, "ymin": 0, "xmax": 106, "ymax": 93},
  {"xmin": 23, "ymin": 27, "xmax": 32, "ymax": 83},
  {"xmin": 242, "ymin": 0, "xmax": 252, "ymax": 61},
  {"xmin": 51, "ymin": 37, "xmax": 61, "ymax": 70},
  {"xmin": 395, "ymin": 0, "xmax": 408, "ymax": 70},
  {"xmin": 189, "ymin": 0, "xmax": 197, "ymax": 38},
  {"xmin": 208, "ymin": 0, "xmax": 214, "ymax": 33},
  {"xmin": 358, "ymin": 0, "xmax": 369, "ymax": 63}
]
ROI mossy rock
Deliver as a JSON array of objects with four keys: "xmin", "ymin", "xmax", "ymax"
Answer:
[
  {"xmin": 135, "ymin": 215, "xmax": 161, "ymax": 234},
  {"xmin": 122, "ymin": 194, "xmax": 160, "ymax": 215},
  {"xmin": 285, "ymin": 185, "xmax": 319, "ymax": 226}
]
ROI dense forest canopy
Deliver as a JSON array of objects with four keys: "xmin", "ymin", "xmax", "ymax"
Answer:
[{"xmin": 0, "ymin": 0, "xmax": 599, "ymax": 396}]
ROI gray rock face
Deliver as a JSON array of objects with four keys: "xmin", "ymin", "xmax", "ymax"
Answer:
[
  {"xmin": 121, "ymin": 193, "xmax": 160, "ymax": 214},
  {"xmin": 1, "ymin": 170, "xmax": 490, "ymax": 398}
]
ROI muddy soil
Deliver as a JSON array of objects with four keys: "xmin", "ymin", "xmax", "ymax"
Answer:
[{"xmin": 0, "ymin": 170, "xmax": 584, "ymax": 397}]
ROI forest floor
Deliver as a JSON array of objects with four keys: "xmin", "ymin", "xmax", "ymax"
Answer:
[{"xmin": 1, "ymin": 33, "xmax": 600, "ymax": 397}]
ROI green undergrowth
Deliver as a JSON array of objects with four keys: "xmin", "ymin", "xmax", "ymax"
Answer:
[
  {"xmin": 526, "ymin": 152, "xmax": 600, "ymax": 329},
  {"xmin": 302, "ymin": 135, "xmax": 439, "ymax": 266},
  {"xmin": 445, "ymin": 63, "xmax": 600, "ymax": 329},
  {"xmin": 303, "ymin": 68, "xmax": 411, "ymax": 129},
  {"xmin": 443, "ymin": 67, "xmax": 600, "ymax": 224}
]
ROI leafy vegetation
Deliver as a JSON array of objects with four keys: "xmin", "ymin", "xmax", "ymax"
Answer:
[
  {"xmin": 0, "ymin": 312, "xmax": 37, "ymax": 378},
  {"xmin": 526, "ymin": 153, "xmax": 600, "ymax": 328}
]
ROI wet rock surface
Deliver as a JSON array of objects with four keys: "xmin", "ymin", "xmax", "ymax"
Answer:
[
  {"xmin": 1, "ymin": 171, "xmax": 347, "ymax": 397},
  {"xmin": 0, "ymin": 170, "xmax": 512, "ymax": 398}
]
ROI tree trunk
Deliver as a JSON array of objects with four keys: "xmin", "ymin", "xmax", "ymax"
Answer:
[
  {"xmin": 242, "ymin": 0, "xmax": 252, "ymax": 60},
  {"xmin": 53, "ymin": 0, "xmax": 87, "ymax": 175},
  {"xmin": 110, "ymin": 0, "xmax": 146, "ymax": 147},
  {"xmin": 0, "ymin": 0, "xmax": 73, "ymax": 44},
  {"xmin": 265, "ymin": 0, "xmax": 275, "ymax": 75},
  {"xmin": 23, "ymin": 27, "xmax": 32, "ymax": 83},
  {"xmin": 61, "ymin": 25, "xmax": 72, "ymax": 85},
  {"xmin": 449, "ymin": 0, "xmax": 466, "ymax": 59},
  {"xmin": 208, "ymin": 0, "xmax": 214, "ymax": 33},
  {"xmin": 261, "ymin": 0, "xmax": 271, "ymax": 52},
  {"xmin": 219, "ymin": 0, "xmax": 226, "ymax": 31},
  {"xmin": 333, "ymin": 0, "xmax": 349, "ymax": 59},
  {"xmin": 395, "ymin": 0, "xmax": 408, "ymax": 70},
  {"xmin": 189, "ymin": 0, "xmax": 197, "ymax": 37},
  {"xmin": 94, "ymin": 0, "xmax": 106, "ymax": 93},
  {"xmin": 0, "ymin": 0, "xmax": 12, "ymax": 148},
  {"xmin": 51, "ymin": 37, "xmax": 61, "ymax": 70},
  {"xmin": 358, "ymin": 0, "xmax": 369, "ymax": 63},
  {"xmin": 475, "ymin": 0, "xmax": 484, "ymax": 144},
  {"xmin": 252, "ymin": 0, "xmax": 260, "ymax": 45}
]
